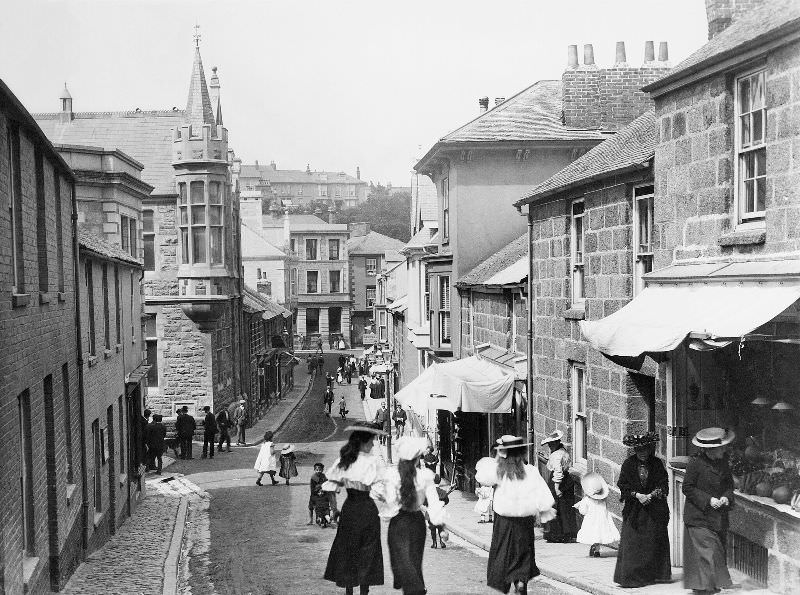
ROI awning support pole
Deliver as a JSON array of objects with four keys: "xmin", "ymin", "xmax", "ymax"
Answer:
[{"xmin": 526, "ymin": 210, "xmax": 535, "ymax": 463}]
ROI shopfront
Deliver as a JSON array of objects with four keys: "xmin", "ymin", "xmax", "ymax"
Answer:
[{"xmin": 580, "ymin": 262, "xmax": 800, "ymax": 593}]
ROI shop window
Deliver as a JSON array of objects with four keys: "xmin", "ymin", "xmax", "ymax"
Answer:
[
  {"xmin": 366, "ymin": 258, "xmax": 377, "ymax": 276},
  {"xmin": 306, "ymin": 239, "xmax": 318, "ymax": 260},
  {"xmin": 570, "ymin": 363, "xmax": 587, "ymax": 466},
  {"xmin": 329, "ymin": 307, "xmax": 342, "ymax": 333},
  {"xmin": 633, "ymin": 185, "xmax": 654, "ymax": 295},
  {"xmin": 143, "ymin": 209, "xmax": 155, "ymax": 271},
  {"xmin": 735, "ymin": 69, "xmax": 767, "ymax": 224},
  {"xmin": 570, "ymin": 200, "xmax": 585, "ymax": 306},
  {"xmin": 439, "ymin": 276, "xmax": 451, "ymax": 346},
  {"xmin": 306, "ymin": 307, "xmax": 320, "ymax": 334},
  {"xmin": 307, "ymin": 271, "xmax": 319, "ymax": 293},
  {"xmin": 329, "ymin": 239, "xmax": 340, "ymax": 260},
  {"xmin": 366, "ymin": 286, "xmax": 376, "ymax": 307}
]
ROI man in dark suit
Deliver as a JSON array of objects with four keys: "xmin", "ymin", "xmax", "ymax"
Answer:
[
  {"xmin": 145, "ymin": 414, "xmax": 167, "ymax": 474},
  {"xmin": 176, "ymin": 406, "xmax": 196, "ymax": 459},
  {"xmin": 201, "ymin": 406, "xmax": 218, "ymax": 459},
  {"xmin": 358, "ymin": 376, "xmax": 367, "ymax": 401},
  {"xmin": 216, "ymin": 407, "xmax": 233, "ymax": 452}
]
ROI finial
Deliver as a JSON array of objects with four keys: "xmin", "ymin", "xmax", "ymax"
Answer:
[
  {"xmin": 212, "ymin": 66, "xmax": 217, "ymax": 74},
  {"xmin": 193, "ymin": 23, "xmax": 201, "ymax": 48}
]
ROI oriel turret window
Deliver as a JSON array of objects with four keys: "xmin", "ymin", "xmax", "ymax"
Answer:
[{"xmin": 178, "ymin": 180, "xmax": 225, "ymax": 265}]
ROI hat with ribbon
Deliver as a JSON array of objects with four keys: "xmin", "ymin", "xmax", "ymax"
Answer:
[
  {"xmin": 692, "ymin": 427, "xmax": 735, "ymax": 448},
  {"xmin": 343, "ymin": 421, "xmax": 388, "ymax": 437},
  {"xmin": 494, "ymin": 435, "xmax": 533, "ymax": 458},
  {"xmin": 540, "ymin": 430, "xmax": 564, "ymax": 445},
  {"xmin": 281, "ymin": 444, "xmax": 295, "ymax": 454},
  {"xmin": 622, "ymin": 431, "xmax": 660, "ymax": 448},
  {"xmin": 396, "ymin": 437, "xmax": 428, "ymax": 462},
  {"xmin": 580, "ymin": 472, "xmax": 610, "ymax": 500}
]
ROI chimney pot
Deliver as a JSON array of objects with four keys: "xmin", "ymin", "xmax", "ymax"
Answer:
[
  {"xmin": 567, "ymin": 45, "xmax": 579, "ymax": 68},
  {"xmin": 478, "ymin": 96, "xmax": 489, "ymax": 114},
  {"xmin": 255, "ymin": 159, "xmax": 259, "ymax": 166},
  {"xmin": 494, "ymin": 97, "xmax": 505, "ymax": 106},
  {"xmin": 356, "ymin": 166, "xmax": 361, "ymax": 180},
  {"xmin": 644, "ymin": 40, "xmax": 655, "ymax": 63},
  {"xmin": 658, "ymin": 41, "xmax": 669, "ymax": 62},
  {"xmin": 614, "ymin": 41, "xmax": 627, "ymax": 66},
  {"xmin": 583, "ymin": 44, "xmax": 595, "ymax": 66}
]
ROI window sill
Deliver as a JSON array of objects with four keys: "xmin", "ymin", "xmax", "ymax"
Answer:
[
  {"xmin": 12, "ymin": 293, "xmax": 31, "ymax": 308},
  {"xmin": 58, "ymin": 291, "xmax": 67, "ymax": 303},
  {"xmin": 66, "ymin": 483, "xmax": 78, "ymax": 506},
  {"xmin": 718, "ymin": 229, "xmax": 766, "ymax": 247},
  {"xmin": 39, "ymin": 291, "xmax": 52, "ymax": 305},
  {"xmin": 88, "ymin": 355, "xmax": 98, "ymax": 368},
  {"xmin": 104, "ymin": 349, "xmax": 114, "ymax": 359},
  {"xmin": 564, "ymin": 307, "xmax": 586, "ymax": 321}
]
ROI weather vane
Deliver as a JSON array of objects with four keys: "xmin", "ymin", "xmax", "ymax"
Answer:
[{"xmin": 193, "ymin": 23, "xmax": 201, "ymax": 48}]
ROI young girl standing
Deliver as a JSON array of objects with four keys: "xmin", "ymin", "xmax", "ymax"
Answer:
[
  {"xmin": 279, "ymin": 444, "xmax": 298, "ymax": 485},
  {"xmin": 254, "ymin": 431, "xmax": 278, "ymax": 486}
]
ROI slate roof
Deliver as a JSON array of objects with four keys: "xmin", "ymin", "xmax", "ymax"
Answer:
[
  {"xmin": 242, "ymin": 285, "xmax": 291, "ymax": 319},
  {"xmin": 643, "ymin": 0, "xmax": 800, "ymax": 93},
  {"xmin": 240, "ymin": 164, "xmax": 364, "ymax": 185},
  {"xmin": 78, "ymin": 229, "xmax": 143, "ymax": 267},
  {"xmin": 185, "ymin": 46, "xmax": 216, "ymax": 129},
  {"xmin": 402, "ymin": 227, "xmax": 437, "ymax": 252},
  {"xmin": 241, "ymin": 222, "xmax": 286, "ymax": 259},
  {"xmin": 35, "ymin": 110, "xmax": 183, "ymax": 196},
  {"xmin": 457, "ymin": 234, "xmax": 528, "ymax": 287},
  {"xmin": 516, "ymin": 111, "xmax": 655, "ymax": 207},
  {"xmin": 416, "ymin": 81, "xmax": 608, "ymax": 171},
  {"xmin": 346, "ymin": 231, "xmax": 406, "ymax": 255}
]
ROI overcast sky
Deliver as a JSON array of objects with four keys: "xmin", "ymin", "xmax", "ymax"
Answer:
[{"xmin": 1, "ymin": 0, "xmax": 708, "ymax": 186}]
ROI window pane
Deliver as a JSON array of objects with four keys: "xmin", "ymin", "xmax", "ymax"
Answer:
[
  {"xmin": 178, "ymin": 183, "xmax": 187, "ymax": 204},
  {"xmin": 146, "ymin": 340, "xmax": 159, "ymax": 387},
  {"xmin": 209, "ymin": 206, "xmax": 222, "ymax": 225},
  {"xmin": 180, "ymin": 229, "xmax": 189, "ymax": 263},
  {"xmin": 142, "ymin": 210, "xmax": 154, "ymax": 233},
  {"xmin": 577, "ymin": 368, "xmax": 585, "ymax": 410},
  {"xmin": 144, "ymin": 236, "xmax": 155, "ymax": 271},
  {"xmin": 179, "ymin": 207, "xmax": 188, "ymax": 226},
  {"xmin": 739, "ymin": 77, "xmax": 751, "ymax": 113},
  {"xmin": 190, "ymin": 181, "xmax": 204, "ymax": 204},
  {"xmin": 209, "ymin": 182, "xmax": 221, "ymax": 204},
  {"xmin": 756, "ymin": 177, "xmax": 766, "ymax": 212},
  {"xmin": 191, "ymin": 205, "xmax": 205, "ymax": 225},
  {"xmin": 192, "ymin": 228, "xmax": 206, "ymax": 262},
  {"xmin": 756, "ymin": 148, "xmax": 766, "ymax": 177},
  {"xmin": 575, "ymin": 218, "xmax": 584, "ymax": 255},
  {"xmin": 210, "ymin": 228, "xmax": 223, "ymax": 264},
  {"xmin": 742, "ymin": 179, "xmax": 755, "ymax": 214},
  {"xmin": 751, "ymin": 73, "xmax": 763, "ymax": 109},
  {"xmin": 740, "ymin": 114, "xmax": 751, "ymax": 147},
  {"xmin": 752, "ymin": 110, "xmax": 763, "ymax": 144}
]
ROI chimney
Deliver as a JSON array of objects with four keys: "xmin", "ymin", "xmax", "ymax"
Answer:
[
  {"xmin": 478, "ymin": 96, "xmax": 489, "ymax": 114},
  {"xmin": 59, "ymin": 83, "xmax": 73, "ymax": 123},
  {"xmin": 614, "ymin": 41, "xmax": 628, "ymax": 67},
  {"xmin": 254, "ymin": 159, "xmax": 259, "ymax": 166},
  {"xmin": 583, "ymin": 44, "xmax": 596, "ymax": 67},
  {"xmin": 567, "ymin": 45, "xmax": 579, "ymax": 69},
  {"xmin": 347, "ymin": 222, "xmax": 370, "ymax": 238},
  {"xmin": 658, "ymin": 42, "xmax": 670, "ymax": 64},
  {"xmin": 494, "ymin": 97, "xmax": 506, "ymax": 107},
  {"xmin": 328, "ymin": 206, "xmax": 336, "ymax": 224},
  {"xmin": 283, "ymin": 209, "xmax": 291, "ymax": 248},
  {"xmin": 356, "ymin": 166, "xmax": 361, "ymax": 180},
  {"xmin": 306, "ymin": 163, "xmax": 311, "ymax": 174},
  {"xmin": 270, "ymin": 160, "xmax": 277, "ymax": 170},
  {"xmin": 644, "ymin": 40, "xmax": 655, "ymax": 64}
]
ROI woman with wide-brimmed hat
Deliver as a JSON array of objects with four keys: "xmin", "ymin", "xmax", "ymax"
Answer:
[
  {"xmin": 682, "ymin": 427, "xmax": 736, "ymax": 595},
  {"xmin": 323, "ymin": 422, "xmax": 387, "ymax": 595},
  {"xmin": 540, "ymin": 430, "xmax": 578, "ymax": 543},
  {"xmin": 475, "ymin": 435, "xmax": 556, "ymax": 594},
  {"xmin": 376, "ymin": 436, "xmax": 446, "ymax": 595},
  {"xmin": 613, "ymin": 431, "xmax": 671, "ymax": 588}
]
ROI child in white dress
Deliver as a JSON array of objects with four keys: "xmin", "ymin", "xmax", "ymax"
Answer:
[
  {"xmin": 474, "ymin": 482, "xmax": 494, "ymax": 523},
  {"xmin": 574, "ymin": 472, "xmax": 620, "ymax": 555},
  {"xmin": 254, "ymin": 431, "xmax": 278, "ymax": 486}
]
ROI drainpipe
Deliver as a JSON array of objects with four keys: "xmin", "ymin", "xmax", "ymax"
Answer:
[
  {"xmin": 70, "ymin": 181, "xmax": 90, "ymax": 551},
  {"xmin": 525, "ymin": 208, "xmax": 535, "ymax": 464}
]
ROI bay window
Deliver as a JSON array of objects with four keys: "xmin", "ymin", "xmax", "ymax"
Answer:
[{"xmin": 178, "ymin": 180, "xmax": 225, "ymax": 265}]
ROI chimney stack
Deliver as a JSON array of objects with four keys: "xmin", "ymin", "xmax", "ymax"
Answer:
[
  {"xmin": 583, "ymin": 44, "xmax": 595, "ymax": 67},
  {"xmin": 644, "ymin": 40, "xmax": 655, "ymax": 63},
  {"xmin": 567, "ymin": 45, "xmax": 579, "ymax": 68},
  {"xmin": 59, "ymin": 83, "xmax": 73, "ymax": 123},
  {"xmin": 255, "ymin": 159, "xmax": 259, "ymax": 166},
  {"xmin": 494, "ymin": 97, "xmax": 505, "ymax": 107},
  {"xmin": 614, "ymin": 41, "xmax": 627, "ymax": 66},
  {"xmin": 356, "ymin": 166, "xmax": 361, "ymax": 180},
  {"xmin": 270, "ymin": 160, "xmax": 277, "ymax": 170},
  {"xmin": 478, "ymin": 96, "xmax": 489, "ymax": 114},
  {"xmin": 658, "ymin": 41, "xmax": 669, "ymax": 62}
]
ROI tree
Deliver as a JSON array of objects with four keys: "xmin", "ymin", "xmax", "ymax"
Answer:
[{"xmin": 337, "ymin": 187, "xmax": 411, "ymax": 242}]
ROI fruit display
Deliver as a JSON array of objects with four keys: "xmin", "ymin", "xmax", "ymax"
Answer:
[{"xmin": 729, "ymin": 446, "xmax": 800, "ymax": 505}]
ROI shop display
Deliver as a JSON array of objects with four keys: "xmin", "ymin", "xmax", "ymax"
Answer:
[{"xmin": 728, "ymin": 442, "xmax": 800, "ymax": 509}]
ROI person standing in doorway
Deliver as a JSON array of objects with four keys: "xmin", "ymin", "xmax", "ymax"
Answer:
[
  {"xmin": 145, "ymin": 414, "xmax": 167, "ymax": 474},
  {"xmin": 541, "ymin": 430, "xmax": 577, "ymax": 543},
  {"xmin": 216, "ymin": 407, "xmax": 232, "ymax": 452},
  {"xmin": 201, "ymin": 406, "xmax": 218, "ymax": 459},
  {"xmin": 234, "ymin": 399, "xmax": 247, "ymax": 446},
  {"xmin": 176, "ymin": 406, "xmax": 196, "ymax": 460}
]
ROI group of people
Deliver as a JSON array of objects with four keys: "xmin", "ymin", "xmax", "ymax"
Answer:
[
  {"xmin": 254, "ymin": 430, "xmax": 299, "ymax": 486},
  {"xmin": 357, "ymin": 373, "xmax": 386, "ymax": 402}
]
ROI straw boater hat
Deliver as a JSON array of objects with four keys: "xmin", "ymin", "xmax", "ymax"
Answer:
[
  {"xmin": 494, "ymin": 435, "xmax": 533, "ymax": 457},
  {"xmin": 692, "ymin": 427, "xmax": 735, "ymax": 448},
  {"xmin": 281, "ymin": 444, "xmax": 295, "ymax": 454},
  {"xmin": 622, "ymin": 431, "xmax": 660, "ymax": 448},
  {"xmin": 396, "ymin": 437, "xmax": 428, "ymax": 462},
  {"xmin": 239, "ymin": 399, "xmax": 246, "ymax": 404},
  {"xmin": 540, "ymin": 430, "xmax": 563, "ymax": 446},
  {"xmin": 580, "ymin": 472, "xmax": 610, "ymax": 500},
  {"xmin": 343, "ymin": 421, "xmax": 388, "ymax": 436}
]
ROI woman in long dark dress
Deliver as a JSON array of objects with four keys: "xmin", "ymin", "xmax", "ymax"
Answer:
[
  {"xmin": 475, "ymin": 435, "xmax": 556, "ymax": 594},
  {"xmin": 540, "ymin": 430, "xmax": 577, "ymax": 543},
  {"xmin": 613, "ymin": 432, "xmax": 671, "ymax": 588},
  {"xmin": 323, "ymin": 422, "xmax": 387, "ymax": 595}
]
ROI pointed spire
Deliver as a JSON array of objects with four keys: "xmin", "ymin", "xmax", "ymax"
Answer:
[
  {"xmin": 184, "ymin": 43, "xmax": 216, "ymax": 129},
  {"xmin": 209, "ymin": 66, "xmax": 223, "ymax": 127}
]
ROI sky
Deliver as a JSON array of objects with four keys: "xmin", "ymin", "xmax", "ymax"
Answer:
[{"xmin": 0, "ymin": 0, "xmax": 709, "ymax": 186}]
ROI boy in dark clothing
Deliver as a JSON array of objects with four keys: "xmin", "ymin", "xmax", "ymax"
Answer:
[
  {"xmin": 308, "ymin": 463, "xmax": 332, "ymax": 527},
  {"xmin": 216, "ymin": 408, "xmax": 232, "ymax": 452},
  {"xmin": 145, "ymin": 414, "xmax": 167, "ymax": 474},
  {"xmin": 201, "ymin": 406, "xmax": 218, "ymax": 459},
  {"xmin": 323, "ymin": 387, "xmax": 335, "ymax": 416},
  {"xmin": 176, "ymin": 406, "xmax": 196, "ymax": 459}
]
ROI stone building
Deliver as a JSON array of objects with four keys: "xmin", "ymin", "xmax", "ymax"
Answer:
[
  {"xmin": 36, "ymin": 42, "xmax": 246, "ymax": 418},
  {"xmin": 0, "ymin": 79, "xmax": 84, "ymax": 593}
]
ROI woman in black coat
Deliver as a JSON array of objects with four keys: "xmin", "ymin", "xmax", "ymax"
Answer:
[{"xmin": 613, "ymin": 432, "xmax": 671, "ymax": 588}]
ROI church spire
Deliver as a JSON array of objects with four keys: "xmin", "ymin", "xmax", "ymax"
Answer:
[
  {"xmin": 184, "ymin": 32, "xmax": 216, "ymax": 130},
  {"xmin": 209, "ymin": 66, "xmax": 223, "ymax": 127}
]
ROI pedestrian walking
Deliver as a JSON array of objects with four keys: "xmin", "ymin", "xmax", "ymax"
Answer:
[
  {"xmin": 428, "ymin": 474, "xmax": 451, "ymax": 549},
  {"xmin": 540, "ymin": 430, "xmax": 577, "ymax": 543},
  {"xmin": 145, "ymin": 414, "xmax": 167, "ymax": 474},
  {"xmin": 475, "ymin": 482, "xmax": 494, "ymax": 523},
  {"xmin": 323, "ymin": 422, "xmax": 387, "ymax": 594},
  {"xmin": 378, "ymin": 437, "xmax": 446, "ymax": 595},
  {"xmin": 309, "ymin": 463, "xmax": 333, "ymax": 527},
  {"xmin": 255, "ymin": 431, "xmax": 279, "ymax": 486},
  {"xmin": 317, "ymin": 336, "xmax": 324, "ymax": 354},
  {"xmin": 392, "ymin": 404, "xmax": 407, "ymax": 439},
  {"xmin": 682, "ymin": 427, "xmax": 736, "ymax": 595},
  {"xmin": 324, "ymin": 387, "xmax": 335, "ymax": 416},
  {"xmin": 358, "ymin": 376, "xmax": 367, "ymax": 401},
  {"xmin": 216, "ymin": 407, "xmax": 233, "ymax": 452},
  {"xmin": 613, "ymin": 431, "xmax": 670, "ymax": 586},
  {"xmin": 279, "ymin": 444, "xmax": 298, "ymax": 485},
  {"xmin": 423, "ymin": 446, "xmax": 439, "ymax": 475},
  {"xmin": 575, "ymin": 473, "xmax": 619, "ymax": 556},
  {"xmin": 345, "ymin": 365, "xmax": 353, "ymax": 384},
  {"xmin": 373, "ymin": 403, "xmax": 389, "ymax": 445},
  {"xmin": 475, "ymin": 435, "xmax": 556, "ymax": 595},
  {"xmin": 234, "ymin": 399, "xmax": 247, "ymax": 445},
  {"xmin": 201, "ymin": 405, "xmax": 218, "ymax": 459},
  {"xmin": 337, "ymin": 367, "xmax": 344, "ymax": 385},
  {"xmin": 176, "ymin": 406, "xmax": 196, "ymax": 460},
  {"xmin": 339, "ymin": 395, "xmax": 349, "ymax": 420}
]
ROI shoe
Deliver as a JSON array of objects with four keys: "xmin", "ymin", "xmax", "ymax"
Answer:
[
  {"xmin": 256, "ymin": 480, "xmax": 262, "ymax": 486},
  {"xmin": 430, "ymin": 542, "xmax": 438, "ymax": 549},
  {"xmin": 271, "ymin": 480, "xmax": 279, "ymax": 486},
  {"xmin": 440, "ymin": 541, "xmax": 446, "ymax": 549}
]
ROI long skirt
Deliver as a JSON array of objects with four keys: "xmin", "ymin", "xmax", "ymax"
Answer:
[
  {"xmin": 487, "ymin": 514, "xmax": 539, "ymax": 594},
  {"xmin": 324, "ymin": 489, "xmax": 384, "ymax": 588},
  {"xmin": 683, "ymin": 526, "xmax": 732, "ymax": 592},
  {"xmin": 544, "ymin": 476, "xmax": 577, "ymax": 543},
  {"xmin": 613, "ymin": 513, "xmax": 670, "ymax": 587},
  {"xmin": 388, "ymin": 510, "xmax": 427, "ymax": 593}
]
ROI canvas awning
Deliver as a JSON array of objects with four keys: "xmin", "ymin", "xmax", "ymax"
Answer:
[
  {"xmin": 394, "ymin": 356, "xmax": 515, "ymax": 414},
  {"xmin": 388, "ymin": 295, "xmax": 408, "ymax": 313},
  {"xmin": 580, "ymin": 282, "xmax": 800, "ymax": 358}
]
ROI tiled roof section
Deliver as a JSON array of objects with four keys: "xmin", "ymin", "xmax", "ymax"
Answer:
[
  {"xmin": 242, "ymin": 285, "xmax": 291, "ymax": 319},
  {"xmin": 35, "ymin": 110, "xmax": 183, "ymax": 196},
  {"xmin": 239, "ymin": 164, "xmax": 364, "ymax": 185},
  {"xmin": 185, "ymin": 47, "xmax": 216, "ymax": 128},
  {"xmin": 644, "ymin": 0, "xmax": 800, "ymax": 92},
  {"xmin": 346, "ymin": 231, "xmax": 406, "ymax": 255},
  {"xmin": 78, "ymin": 229, "xmax": 142, "ymax": 267},
  {"xmin": 403, "ymin": 227, "xmax": 436, "ymax": 251},
  {"xmin": 457, "ymin": 234, "xmax": 528, "ymax": 287},
  {"xmin": 517, "ymin": 111, "xmax": 655, "ymax": 206},
  {"xmin": 241, "ymin": 222, "xmax": 286, "ymax": 259},
  {"xmin": 439, "ymin": 81, "xmax": 608, "ymax": 144}
]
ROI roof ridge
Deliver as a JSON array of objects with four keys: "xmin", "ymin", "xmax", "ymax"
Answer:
[{"xmin": 33, "ymin": 109, "xmax": 184, "ymax": 119}]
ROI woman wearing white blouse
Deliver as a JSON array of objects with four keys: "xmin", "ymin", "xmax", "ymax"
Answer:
[
  {"xmin": 377, "ymin": 437, "xmax": 446, "ymax": 595},
  {"xmin": 475, "ymin": 435, "xmax": 556, "ymax": 595},
  {"xmin": 323, "ymin": 422, "xmax": 388, "ymax": 595}
]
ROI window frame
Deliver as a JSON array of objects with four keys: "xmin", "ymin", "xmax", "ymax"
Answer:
[
  {"xmin": 366, "ymin": 258, "xmax": 377, "ymax": 276},
  {"xmin": 329, "ymin": 269, "xmax": 341, "ymax": 293},
  {"xmin": 438, "ymin": 275, "xmax": 451, "ymax": 346},
  {"xmin": 423, "ymin": 271, "xmax": 431, "ymax": 322},
  {"xmin": 142, "ymin": 209, "xmax": 156, "ymax": 272},
  {"xmin": 441, "ymin": 177, "xmax": 450, "ymax": 242},
  {"xmin": 570, "ymin": 362, "xmax": 588, "ymax": 468},
  {"xmin": 632, "ymin": 185, "xmax": 655, "ymax": 296},
  {"xmin": 8, "ymin": 123, "xmax": 24, "ymax": 294},
  {"xmin": 306, "ymin": 270, "xmax": 319, "ymax": 294},
  {"xmin": 145, "ymin": 316, "xmax": 159, "ymax": 388},
  {"xmin": 290, "ymin": 268, "xmax": 298, "ymax": 296},
  {"xmin": 306, "ymin": 238, "xmax": 318, "ymax": 261},
  {"xmin": 570, "ymin": 199, "xmax": 586, "ymax": 306},
  {"xmin": 177, "ymin": 180, "xmax": 225, "ymax": 265},
  {"xmin": 328, "ymin": 239, "xmax": 340, "ymax": 261},
  {"xmin": 366, "ymin": 286, "xmax": 376, "ymax": 308},
  {"xmin": 85, "ymin": 260, "xmax": 96, "ymax": 356},
  {"xmin": 734, "ymin": 67, "xmax": 767, "ymax": 226}
]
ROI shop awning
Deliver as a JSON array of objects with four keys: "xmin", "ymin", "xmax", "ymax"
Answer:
[
  {"xmin": 394, "ymin": 356, "xmax": 515, "ymax": 414},
  {"xmin": 388, "ymin": 295, "xmax": 408, "ymax": 313},
  {"xmin": 580, "ymin": 282, "xmax": 800, "ymax": 358}
]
